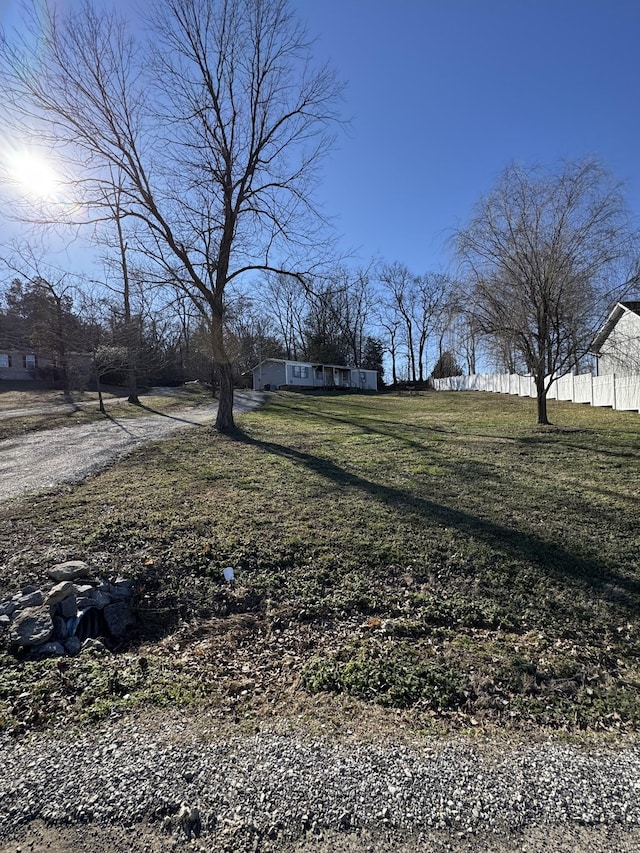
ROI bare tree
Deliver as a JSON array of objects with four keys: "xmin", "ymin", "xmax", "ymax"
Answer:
[
  {"xmin": 378, "ymin": 262, "xmax": 451, "ymax": 383},
  {"xmin": 261, "ymin": 271, "xmax": 308, "ymax": 360},
  {"xmin": 375, "ymin": 309, "xmax": 401, "ymax": 385},
  {"xmin": 300, "ymin": 267, "xmax": 374, "ymax": 366},
  {"xmin": 332, "ymin": 267, "xmax": 375, "ymax": 367},
  {"xmin": 456, "ymin": 160, "xmax": 639, "ymax": 424},
  {"xmin": 378, "ymin": 263, "xmax": 418, "ymax": 381},
  {"xmin": 100, "ymin": 179, "xmax": 142, "ymax": 405},
  {"xmin": 414, "ymin": 272, "xmax": 450, "ymax": 381},
  {"xmin": 1, "ymin": 0, "xmax": 342, "ymax": 431},
  {"xmin": 224, "ymin": 293, "xmax": 285, "ymax": 379}
]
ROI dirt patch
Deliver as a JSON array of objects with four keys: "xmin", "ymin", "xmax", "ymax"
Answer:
[{"xmin": 3, "ymin": 820, "xmax": 639, "ymax": 852}]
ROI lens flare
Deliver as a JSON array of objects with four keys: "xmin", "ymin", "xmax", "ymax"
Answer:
[{"xmin": 7, "ymin": 149, "xmax": 61, "ymax": 199}]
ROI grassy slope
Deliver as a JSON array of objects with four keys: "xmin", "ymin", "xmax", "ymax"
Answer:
[{"xmin": 0, "ymin": 390, "xmax": 639, "ymax": 736}]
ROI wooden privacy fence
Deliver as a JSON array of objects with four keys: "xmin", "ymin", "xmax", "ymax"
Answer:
[{"xmin": 432, "ymin": 372, "xmax": 640, "ymax": 414}]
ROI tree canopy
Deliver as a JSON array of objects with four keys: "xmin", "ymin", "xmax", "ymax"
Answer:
[{"xmin": 456, "ymin": 159, "xmax": 639, "ymax": 423}]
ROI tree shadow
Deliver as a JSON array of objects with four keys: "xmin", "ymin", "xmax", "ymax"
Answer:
[
  {"xmin": 101, "ymin": 412, "xmax": 138, "ymax": 436},
  {"xmin": 137, "ymin": 403, "xmax": 208, "ymax": 426},
  {"xmin": 516, "ymin": 433, "xmax": 640, "ymax": 461},
  {"xmin": 273, "ymin": 401, "xmax": 452, "ymax": 453},
  {"xmin": 229, "ymin": 427, "xmax": 640, "ymax": 604}
]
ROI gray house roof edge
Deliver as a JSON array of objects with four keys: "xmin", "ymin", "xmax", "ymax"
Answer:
[{"xmin": 591, "ymin": 302, "xmax": 640, "ymax": 353}]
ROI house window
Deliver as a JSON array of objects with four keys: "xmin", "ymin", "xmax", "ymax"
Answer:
[
  {"xmin": 291, "ymin": 365, "xmax": 309, "ymax": 379},
  {"xmin": 0, "ymin": 354, "xmax": 10, "ymax": 368},
  {"xmin": 23, "ymin": 354, "xmax": 37, "ymax": 369},
  {"xmin": 359, "ymin": 371, "xmax": 366, "ymax": 381}
]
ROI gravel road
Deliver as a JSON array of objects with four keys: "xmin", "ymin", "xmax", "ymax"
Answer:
[
  {"xmin": 1, "ymin": 710, "xmax": 640, "ymax": 852},
  {"xmin": 0, "ymin": 392, "xmax": 265, "ymax": 501}
]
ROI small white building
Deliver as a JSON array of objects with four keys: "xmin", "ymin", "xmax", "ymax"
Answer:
[
  {"xmin": 252, "ymin": 358, "xmax": 378, "ymax": 391},
  {"xmin": 591, "ymin": 301, "xmax": 640, "ymax": 375}
]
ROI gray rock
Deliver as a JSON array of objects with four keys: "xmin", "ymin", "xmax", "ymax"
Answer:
[
  {"xmin": 47, "ymin": 561, "xmax": 94, "ymax": 582},
  {"xmin": 52, "ymin": 615, "xmax": 69, "ymax": 641},
  {"xmin": 9, "ymin": 605, "xmax": 54, "ymax": 650},
  {"xmin": 0, "ymin": 614, "xmax": 10, "ymax": 628},
  {"xmin": 81, "ymin": 637, "xmax": 109, "ymax": 654},
  {"xmin": 88, "ymin": 589, "xmax": 111, "ymax": 610},
  {"xmin": 0, "ymin": 600, "xmax": 15, "ymax": 618},
  {"xmin": 33, "ymin": 641, "xmax": 65, "ymax": 658},
  {"xmin": 103, "ymin": 602, "xmax": 134, "ymax": 638},
  {"xmin": 45, "ymin": 581, "xmax": 77, "ymax": 606},
  {"xmin": 178, "ymin": 803, "xmax": 201, "ymax": 839},
  {"xmin": 14, "ymin": 590, "xmax": 44, "ymax": 611},
  {"xmin": 59, "ymin": 595, "xmax": 78, "ymax": 619},
  {"xmin": 65, "ymin": 636, "xmax": 82, "ymax": 655},
  {"xmin": 110, "ymin": 579, "xmax": 135, "ymax": 600}
]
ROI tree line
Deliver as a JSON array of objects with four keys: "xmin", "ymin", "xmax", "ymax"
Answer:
[
  {"xmin": 0, "ymin": 260, "xmax": 471, "ymax": 398},
  {"xmin": 0, "ymin": 0, "xmax": 638, "ymax": 426}
]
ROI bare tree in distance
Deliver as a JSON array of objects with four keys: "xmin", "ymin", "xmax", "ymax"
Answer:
[
  {"xmin": 261, "ymin": 271, "xmax": 309, "ymax": 361},
  {"xmin": 378, "ymin": 262, "xmax": 451, "ymax": 383},
  {"xmin": 456, "ymin": 159, "xmax": 639, "ymax": 424},
  {"xmin": 93, "ymin": 176, "xmax": 144, "ymax": 405},
  {"xmin": 303, "ymin": 266, "xmax": 374, "ymax": 366},
  {"xmin": 0, "ymin": 0, "xmax": 343, "ymax": 431},
  {"xmin": 378, "ymin": 263, "xmax": 418, "ymax": 381}
]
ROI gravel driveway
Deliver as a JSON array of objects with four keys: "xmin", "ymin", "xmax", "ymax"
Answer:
[
  {"xmin": 1, "ymin": 710, "xmax": 640, "ymax": 852},
  {"xmin": 0, "ymin": 391, "xmax": 265, "ymax": 501}
]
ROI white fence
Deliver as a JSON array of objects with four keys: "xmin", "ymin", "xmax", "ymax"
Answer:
[{"xmin": 432, "ymin": 372, "xmax": 640, "ymax": 414}]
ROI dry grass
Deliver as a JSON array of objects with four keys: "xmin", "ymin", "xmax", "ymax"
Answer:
[{"xmin": 0, "ymin": 390, "xmax": 639, "ymax": 738}]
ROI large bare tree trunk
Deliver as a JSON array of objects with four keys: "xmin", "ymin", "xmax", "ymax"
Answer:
[
  {"xmin": 536, "ymin": 376, "xmax": 550, "ymax": 425},
  {"xmin": 114, "ymin": 193, "xmax": 140, "ymax": 406},
  {"xmin": 211, "ymin": 286, "xmax": 235, "ymax": 432}
]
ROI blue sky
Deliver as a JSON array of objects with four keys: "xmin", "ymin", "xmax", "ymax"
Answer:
[
  {"xmin": 1, "ymin": 0, "xmax": 639, "ymax": 282},
  {"xmin": 290, "ymin": 0, "xmax": 640, "ymax": 275}
]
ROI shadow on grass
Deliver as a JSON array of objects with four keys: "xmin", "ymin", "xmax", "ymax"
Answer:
[
  {"xmin": 230, "ymin": 427, "xmax": 640, "ymax": 606},
  {"xmin": 137, "ymin": 403, "xmax": 209, "ymax": 426},
  {"xmin": 516, "ymin": 432, "xmax": 640, "ymax": 462},
  {"xmin": 271, "ymin": 400, "xmax": 454, "ymax": 453}
]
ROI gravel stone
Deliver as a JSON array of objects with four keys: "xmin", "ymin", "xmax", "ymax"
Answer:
[{"xmin": 1, "ymin": 713, "xmax": 639, "ymax": 851}]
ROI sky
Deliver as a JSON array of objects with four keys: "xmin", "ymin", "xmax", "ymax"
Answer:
[
  {"xmin": 289, "ymin": 0, "xmax": 640, "ymax": 275},
  {"xmin": 1, "ymin": 0, "xmax": 640, "ymax": 281}
]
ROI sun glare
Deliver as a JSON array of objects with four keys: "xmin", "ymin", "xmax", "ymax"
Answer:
[{"xmin": 7, "ymin": 149, "xmax": 61, "ymax": 200}]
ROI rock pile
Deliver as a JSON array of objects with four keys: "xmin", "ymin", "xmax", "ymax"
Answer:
[{"xmin": 0, "ymin": 560, "xmax": 135, "ymax": 657}]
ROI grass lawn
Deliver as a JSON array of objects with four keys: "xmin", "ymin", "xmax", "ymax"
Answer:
[{"xmin": 0, "ymin": 390, "xmax": 639, "ymax": 737}]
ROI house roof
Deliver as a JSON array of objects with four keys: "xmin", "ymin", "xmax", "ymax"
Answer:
[{"xmin": 591, "ymin": 301, "xmax": 640, "ymax": 353}]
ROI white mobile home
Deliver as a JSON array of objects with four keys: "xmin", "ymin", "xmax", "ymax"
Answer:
[{"xmin": 252, "ymin": 359, "xmax": 378, "ymax": 391}]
